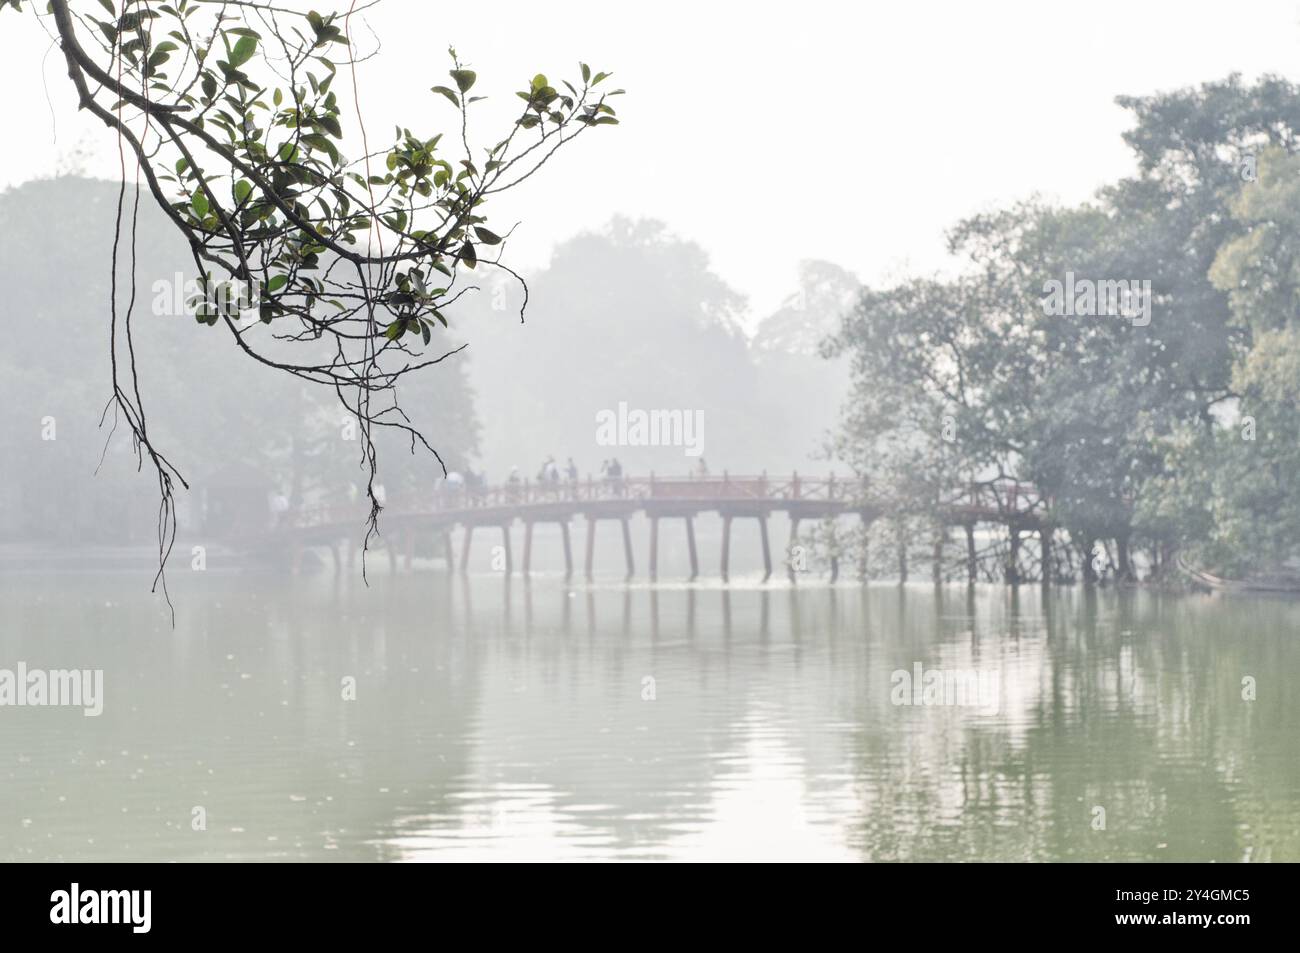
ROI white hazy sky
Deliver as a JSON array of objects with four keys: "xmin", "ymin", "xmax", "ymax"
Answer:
[{"xmin": 2, "ymin": 0, "xmax": 1300, "ymax": 324}]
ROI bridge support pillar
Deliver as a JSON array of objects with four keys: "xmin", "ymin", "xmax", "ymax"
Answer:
[
  {"xmin": 561, "ymin": 520, "xmax": 574, "ymax": 580},
  {"xmin": 621, "ymin": 516, "xmax": 635, "ymax": 579},
  {"xmin": 721, "ymin": 515, "xmax": 733, "ymax": 582},
  {"xmin": 460, "ymin": 525, "xmax": 474, "ymax": 574},
  {"xmin": 685, "ymin": 516, "xmax": 699, "ymax": 580},
  {"xmin": 858, "ymin": 516, "xmax": 870, "ymax": 583},
  {"xmin": 788, "ymin": 517, "xmax": 800, "ymax": 582},
  {"xmin": 758, "ymin": 514, "xmax": 772, "ymax": 582},
  {"xmin": 1006, "ymin": 527, "xmax": 1021, "ymax": 585},
  {"xmin": 829, "ymin": 552, "xmax": 839, "ymax": 583},
  {"xmin": 965, "ymin": 523, "xmax": 977, "ymax": 585},
  {"xmin": 522, "ymin": 520, "xmax": 534, "ymax": 575},
  {"xmin": 649, "ymin": 517, "xmax": 659, "ymax": 580},
  {"xmin": 1040, "ymin": 528, "xmax": 1053, "ymax": 588},
  {"xmin": 584, "ymin": 517, "xmax": 597, "ymax": 581},
  {"xmin": 404, "ymin": 528, "xmax": 414, "ymax": 572},
  {"xmin": 932, "ymin": 528, "xmax": 944, "ymax": 584},
  {"xmin": 443, "ymin": 529, "xmax": 454, "ymax": 572},
  {"xmin": 500, "ymin": 523, "xmax": 513, "ymax": 575},
  {"xmin": 897, "ymin": 524, "xmax": 908, "ymax": 585}
]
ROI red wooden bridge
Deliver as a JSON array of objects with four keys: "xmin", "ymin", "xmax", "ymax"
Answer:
[{"xmin": 265, "ymin": 473, "xmax": 1051, "ymax": 583}]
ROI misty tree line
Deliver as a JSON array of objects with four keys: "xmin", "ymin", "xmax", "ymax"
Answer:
[
  {"xmin": 0, "ymin": 177, "xmax": 477, "ymax": 544},
  {"xmin": 824, "ymin": 75, "xmax": 1300, "ymax": 583},
  {"xmin": 0, "ymin": 179, "xmax": 851, "ymax": 545}
]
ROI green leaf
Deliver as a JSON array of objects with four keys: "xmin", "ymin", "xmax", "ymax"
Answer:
[
  {"xmin": 234, "ymin": 180, "xmax": 253, "ymax": 204},
  {"xmin": 191, "ymin": 190, "xmax": 209, "ymax": 218},
  {"xmin": 430, "ymin": 85, "xmax": 460, "ymax": 108},
  {"xmin": 146, "ymin": 49, "xmax": 172, "ymax": 77},
  {"xmin": 460, "ymin": 240, "xmax": 477, "ymax": 269},
  {"xmin": 300, "ymin": 133, "xmax": 339, "ymax": 164},
  {"xmin": 229, "ymin": 35, "xmax": 258, "ymax": 69},
  {"xmin": 450, "ymin": 69, "xmax": 476, "ymax": 94},
  {"xmin": 473, "ymin": 226, "xmax": 502, "ymax": 245}
]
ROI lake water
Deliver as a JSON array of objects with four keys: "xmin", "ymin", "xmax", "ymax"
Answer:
[{"xmin": 2, "ymin": 567, "xmax": 1298, "ymax": 862}]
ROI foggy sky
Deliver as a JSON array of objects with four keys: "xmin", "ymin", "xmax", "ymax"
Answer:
[{"xmin": 3, "ymin": 0, "xmax": 1298, "ymax": 324}]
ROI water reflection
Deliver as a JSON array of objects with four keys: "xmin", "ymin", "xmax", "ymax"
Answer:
[{"xmin": 1, "ymin": 570, "xmax": 1298, "ymax": 861}]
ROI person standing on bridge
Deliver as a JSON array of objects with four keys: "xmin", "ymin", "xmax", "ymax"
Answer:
[
  {"xmin": 565, "ymin": 457, "xmax": 579, "ymax": 500},
  {"xmin": 445, "ymin": 470, "xmax": 464, "ymax": 506},
  {"xmin": 270, "ymin": 490, "xmax": 290, "ymax": 528}
]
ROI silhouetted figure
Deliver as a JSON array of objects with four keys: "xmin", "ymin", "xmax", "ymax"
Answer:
[
  {"xmin": 270, "ymin": 491, "xmax": 289, "ymax": 528},
  {"xmin": 445, "ymin": 470, "xmax": 464, "ymax": 507}
]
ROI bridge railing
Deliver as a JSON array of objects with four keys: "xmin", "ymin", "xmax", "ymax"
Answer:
[
  {"xmin": 277, "ymin": 473, "xmax": 1048, "ymax": 533},
  {"xmin": 941, "ymin": 479, "xmax": 1050, "ymax": 517}
]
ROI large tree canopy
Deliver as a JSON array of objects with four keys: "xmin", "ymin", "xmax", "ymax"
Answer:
[{"xmin": 826, "ymin": 75, "xmax": 1300, "ymax": 582}]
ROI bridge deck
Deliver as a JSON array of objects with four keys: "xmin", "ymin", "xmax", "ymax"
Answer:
[{"xmin": 274, "ymin": 475, "xmax": 1047, "ymax": 530}]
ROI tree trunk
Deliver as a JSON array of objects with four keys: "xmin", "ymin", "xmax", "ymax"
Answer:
[
  {"xmin": 1116, "ymin": 533, "xmax": 1133, "ymax": 583},
  {"xmin": 1080, "ymin": 535, "xmax": 1097, "ymax": 587}
]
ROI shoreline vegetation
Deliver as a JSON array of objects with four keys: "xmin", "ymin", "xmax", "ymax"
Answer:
[
  {"xmin": 825, "ymin": 76, "xmax": 1300, "ymax": 589},
  {"xmin": 6, "ymin": 540, "xmax": 1300, "ymax": 597}
]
